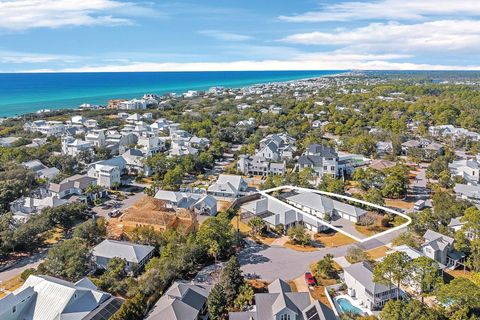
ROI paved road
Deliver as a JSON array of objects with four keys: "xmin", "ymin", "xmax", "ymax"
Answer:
[
  {"xmin": 0, "ymin": 251, "xmax": 46, "ymax": 283},
  {"xmin": 238, "ymin": 227, "xmax": 405, "ymax": 281},
  {"xmin": 92, "ymin": 191, "xmax": 145, "ymax": 218}
]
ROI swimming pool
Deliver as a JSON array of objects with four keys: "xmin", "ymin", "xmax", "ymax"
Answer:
[{"xmin": 337, "ymin": 298, "xmax": 364, "ymax": 315}]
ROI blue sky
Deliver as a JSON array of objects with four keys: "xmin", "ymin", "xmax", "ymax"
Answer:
[{"xmin": 0, "ymin": 0, "xmax": 480, "ymax": 72}]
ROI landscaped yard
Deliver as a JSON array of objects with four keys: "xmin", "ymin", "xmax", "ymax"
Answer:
[
  {"xmin": 231, "ymin": 215, "xmax": 251, "ymax": 234},
  {"xmin": 0, "ymin": 275, "xmax": 24, "ymax": 299},
  {"xmin": 366, "ymin": 246, "xmax": 390, "ymax": 260},
  {"xmin": 314, "ymin": 231, "xmax": 356, "ymax": 247}
]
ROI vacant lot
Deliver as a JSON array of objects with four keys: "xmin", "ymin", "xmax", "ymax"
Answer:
[{"xmin": 315, "ymin": 231, "xmax": 356, "ymax": 248}]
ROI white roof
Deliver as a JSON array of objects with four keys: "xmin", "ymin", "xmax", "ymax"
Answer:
[{"xmin": 92, "ymin": 239, "xmax": 154, "ymax": 263}]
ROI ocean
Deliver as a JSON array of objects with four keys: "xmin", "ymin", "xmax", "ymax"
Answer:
[{"xmin": 0, "ymin": 70, "xmax": 343, "ymax": 117}]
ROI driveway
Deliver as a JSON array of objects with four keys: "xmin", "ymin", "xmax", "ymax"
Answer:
[
  {"xmin": 92, "ymin": 191, "xmax": 145, "ymax": 218},
  {"xmin": 238, "ymin": 227, "xmax": 405, "ymax": 281}
]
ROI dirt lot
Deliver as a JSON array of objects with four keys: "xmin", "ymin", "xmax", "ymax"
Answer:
[
  {"xmin": 366, "ymin": 246, "xmax": 390, "ymax": 260},
  {"xmin": 315, "ymin": 231, "xmax": 357, "ymax": 248}
]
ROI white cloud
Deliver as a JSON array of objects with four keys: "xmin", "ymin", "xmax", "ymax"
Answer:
[
  {"xmin": 198, "ymin": 30, "xmax": 252, "ymax": 42},
  {"xmin": 0, "ymin": 50, "xmax": 81, "ymax": 63},
  {"xmin": 281, "ymin": 20, "xmax": 480, "ymax": 53},
  {"xmin": 13, "ymin": 52, "xmax": 480, "ymax": 73},
  {"xmin": 0, "ymin": 0, "xmax": 154, "ymax": 31},
  {"xmin": 280, "ymin": 0, "xmax": 480, "ymax": 22}
]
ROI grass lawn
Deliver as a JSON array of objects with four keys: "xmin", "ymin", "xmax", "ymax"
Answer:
[
  {"xmin": 366, "ymin": 246, "xmax": 390, "ymax": 260},
  {"xmin": 284, "ymin": 241, "xmax": 319, "ymax": 252},
  {"xmin": 43, "ymin": 226, "xmax": 65, "ymax": 245},
  {"xmin": 231, "ymin": 215, "xmax": 251, "ymax": 234},
  {"xmin": 444, "ymin": 269, "xmax": 477, "ymax": 283},
  {"xmin": 310, "ymin": 278, "xmax": 337, "ymax": 309},
  {"xmin": 0, "ymin": 274, "xmax": 24, "ymax": 298},
  {"xmin": 385, "ymin": 198, "xmax": 414, "ymax": 210},
  {"xmin": 315, "ymin": 231, "xmax": 356, "ymax": 248}
]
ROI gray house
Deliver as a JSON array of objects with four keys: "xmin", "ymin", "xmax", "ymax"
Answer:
[
  {"xmin": 285, "ymin": 192, "xmax": 367, "ymax": 223},
  {"xmin": 229, "ymin": 278, "xmax": 335, "ymax": 320},
  {"xmin": 207, "ymin": 174, "xmax": 249, "ymax": 198},
  {"xmin": 145, "ymin": 281, "xmax": 212, "ymax": 320},
  {"xmin": 421, "ymin": 229, "xmax": 465, "ymax": 268},
  {"xmin": 297, "ymin": 144, "xmax": 339, "ymax": 178},
  {"xmin": 92, "ymin": 239, "xmax": 155, "ymax": 273}
]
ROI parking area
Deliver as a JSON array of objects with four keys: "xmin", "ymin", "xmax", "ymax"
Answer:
[{"xmin": 92, "ymin": 190, "xmax": 145, "ymax": 218}]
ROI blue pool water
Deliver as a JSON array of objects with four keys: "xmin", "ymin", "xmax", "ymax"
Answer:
[{"xmin": 337, "ymin": 298, "xmax": 364, "ymax": 315}]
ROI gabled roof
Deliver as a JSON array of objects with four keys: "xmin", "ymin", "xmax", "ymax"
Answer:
[
  {"xmin": 92, "ymin": 239, "xmax": 154, "ymax": 263},
  {"xmin": 145, "ymin": 281, "xmax": 212, "ymax": 320},
  {"xmin": 0, "ymin": 275, "xmax": 111, "ymax": 320},
  {"xmin": 306, "ymin": 144, "xmax": 338, "ymax": 158},
  {"xmin": 287, "ymin": 192, "xmax": 367, "ymax": 218},
  {"xmin": 344, "ymin": 262, "xmax": 392, "ymax": 295}
]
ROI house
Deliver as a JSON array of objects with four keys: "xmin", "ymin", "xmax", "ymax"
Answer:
[
  {"xmin": 344, "ymin": 262, "xmax": 400, "ymax": 310},
  {"xmin": 48, "ymin": 174, "xmax": 105, "ymax": 200},
  {"xmin": 92, "ymin": 239, "xmax": 155, "ymax": 273},
  {"xmin": 454, "ymin": 183, "xmax": 480, "ymax": 204},
  {"xmin": 297, "ymin": 144, "xmax": 339, "ymax": 178},
  {"xmin": 369, "ymin": 159, "xmax": 396, "ymax": 171},
  {"xmin": 229, "ymin": 278, "xmax": 335, "ymax": 320},
  {"xmin": 10, "ymin": 195, "xmax": 67, "ymax": 218},
  {"xmin": 429, "ymin": 125, "xmax": 480, "ymax": 141},
  {"xmin": 22, "ymin": 160, "xmax": 60, "ymax": 180},
  {"xmin": 23, "ymin": 120, "xmax": 65, "ymax": 136},
  {"xmin": 449, "ymin": 158, "xmax": 480, "ymax": 185},
  {"xmin": 154, "ymin": 190, "xmax": 217, "ymax": 216},
  {"xmin": 285, "ymin": 191, "xmax": 368, "ymax": 223},
  {"xmin": 242, "ymin": 197, "xmax": 326, "ymax": 232},
  {"xmin": 0, "ymin": 137, "xmax": 20, "ymax": 147},
  {"xmin": 118, "ymin": 98, "xmax": 147, "ymax": 110},
  {"xmin": 401, "ymin": 139, "xmax": 443, "ymax": 160},
  {"xmin": 259, "ymin": 133, "xmax": 296, "ymax": 160},
  {"xmin": 61, "ymin": 135, "xmax": 93, "ymax": 157},
  {"xmin": 207, "ymin": 174, "xmax": 249, "ymax": 198},
  {"xmin": 87, "ymin": 164, "xmax": 121, "ymax": 188},
  {"xmin": 145, "ymin": 281, "xmax": 212, "ymax": 320},
  {"xmin": 237, "ymin": 155, "xmax": 286, "ymax": 177},
  {"xmin": 0, "ymin": 275, "xmax": 121, "ymax": 320},
  {"xmin": 448, "ymin": 217, "xmax": 476, "ymax": 241},
  {"xmin": 85, "ymin": 129, "xmax": 107, "ymax": 148},
  {"xmin": 376, "ymin": 141, "xmax": 393, "ymax": 155},
  {"xmin": 421, "ymin": 229, "xmax": 465, "ymax": 268},
  {"xmin": 88, "ymin": 149, "xmax": 152, "ymax": 177},
  {"xmin": 137, "ymin": 133, "xmax": 165, "ymax": 156}
]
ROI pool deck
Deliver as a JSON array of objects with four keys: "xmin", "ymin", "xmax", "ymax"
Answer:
[{"xmin": 333, "ymin": 294, "xmax": 372, "ymax": 316}]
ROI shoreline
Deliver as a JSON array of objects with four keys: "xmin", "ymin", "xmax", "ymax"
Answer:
[{"xmin": 0, "ymin": 70, "xmax": 351, "ymax": 119}]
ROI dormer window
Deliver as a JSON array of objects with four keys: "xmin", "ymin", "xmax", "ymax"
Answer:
[{"xmin": 280, "ymin": 315, "xmax": 291, "ymax": 320}]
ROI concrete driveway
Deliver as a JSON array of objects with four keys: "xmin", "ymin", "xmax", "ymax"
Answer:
[{"xmin": 238, "ymin": 227, "xmax": 405, "ymax": 281}]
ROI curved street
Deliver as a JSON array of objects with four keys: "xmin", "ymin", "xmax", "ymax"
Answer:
[{"xmin": 238, "ymin": 227, "xmax": 406, "ymax": 281}]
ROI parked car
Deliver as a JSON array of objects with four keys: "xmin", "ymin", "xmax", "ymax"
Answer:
[
  {"xmin": 305, "ymin": 272, "xmax": 316, "ymax": 286},
  {"xmin": 108, "ymin": 209, "xmax": 122, "ymax": 218}
]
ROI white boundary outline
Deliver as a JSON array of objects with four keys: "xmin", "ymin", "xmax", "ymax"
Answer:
[{"xmin": 259, "ymin": 185, "xmax": 411, "ymax": 243}]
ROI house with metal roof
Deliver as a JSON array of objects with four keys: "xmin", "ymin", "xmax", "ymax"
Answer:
[
  {"xmin": 449, "ymin": 158, "xmax": 480, "ymax": 185},
  {"xmin": 92, "ymin": 239, "xmax": 155, "ymax": 273},
  {"xmin": 241, "ymin": 197, "xmax": 326, "ymax": 233},
  {"xmin": 297, "ymin": 144, "xmax": 339, "ymax": 178},
  {"xmin": 229, "ymin": 278, "xmax": 335, "ymax": 320},
  {"xmin": 0, "ymin": 275, "xmax": 121, "ymax": 320},
  {"xmin": 145, "ymin": 281, "xmax": 212, "ymax": 320},
  {"xmin": 454, "ymin": 183, "xmax": 480, "ymax": 204},
  {"xmin": 154, "ymin": 190, "xmax": 217, "ymax": 216},
  {"xmin": 344, "ymin": 262, "xmax": 399, "ymax": 311},
  {"xmin": 207, "ymin": 174, "xmax": 249, "ymax": 198},
  {"xmin": 285, "ymin": 191, "xmax": 367, "ymax": 223}
]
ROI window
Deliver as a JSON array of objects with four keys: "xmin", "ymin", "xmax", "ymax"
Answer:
[
  {"xmin": 280, "ymin": 315, "xmax": 291, "ymax": 320},
  {"xmin": 12, "ymin": 306, "xmax": 16, "ymax": 313}
]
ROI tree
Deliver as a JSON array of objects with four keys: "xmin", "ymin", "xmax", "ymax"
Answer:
[
  {"xmin": 73, "ymin": 217, "xmax": 106, "ymax": 245},
  {"xmin": 373, "ymin": 251, "xmax": 411, "ymax": 300},
  {"xmin": 392, "ymin": 232, "xmax": 421, "ymax": 248},
  {"xmin": 248, "ymin": 216, "xmax": 265, "ymax": 236},
  {"xmin": 318, "ymin": 175, "xmax": 345, "ymax": 194},
  {"xmin": 38, "ymin": 238, "xmax": 91, "ymax": 281},
  {"xmin": 362, "ymin": 188, "xmax": 385, "ymax": 205},
  {"xmin": 161, "ymin": 166, "xmax": 184, "ymax": 190},
  {"xmin": 459, "ymin": 207, "xmax": 480, "ymax": 271},
  {"xmin": 316, "ymin": 253, "xmax": 336, "ymax": 279},
  {"xmin": 233, "ymin": 283, "xmax": 254, "ymax": 311},
  {"xmin": 380, "ymin": 300, "xmax": 443, "ymax": 320},
  {"xmin": 409, "ymin": 256, "xmax": 442, "ymax": 301},
  {"xmin": 208, "ymin": 284, "xmax": 228, "ymax": 320},
  {"xmin": 287, "ymin": 225, "xmax": 310, "ymax": 246},
  {"xmin": 97, "ymin": 257, "xmax": 128, "ymax": 294},
  {"xmin": 382, "ymin": 174, "xmax": 407, "ymax": 199},
  {"xmin": 345, "ymin": 247, "xmax": 369, "ymax": 264},
  {"xmin": 197, "ymin": 212, "xmax": 235, "ymax": 259},
  {"xmin": 220, "ymin": 256, "xmax": 245, "ymax": 306},
  {"xmin": 436, "ymin": 277, "xmax": 480, "ymax": 319}
]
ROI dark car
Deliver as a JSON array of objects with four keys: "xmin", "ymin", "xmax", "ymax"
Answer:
[{"xmin": 305, "ymin": 272, "xmax": 316, "ymax": 286}]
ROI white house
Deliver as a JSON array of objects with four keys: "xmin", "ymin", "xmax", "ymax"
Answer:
[
  {"xmin": 87, "ymin": 164, "xmax": 121, "ymax": 188},
  {"xmin": 92, "ymin": 239, "xmax": 155, "ymax": 273},
  {"xmin": 207, "ymin": 174, "xmax": 249, "ymax": 198},
  {"xmin": 344, "ymin": 262, "xmax": 400, "ymax": 310},
  {"xmin": 449, "ymin": 158, "xmax": 480, "ymax": 185}
]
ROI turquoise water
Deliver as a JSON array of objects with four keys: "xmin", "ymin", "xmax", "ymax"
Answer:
[
  {"xmin": 337, "ymin": 298, "xmax": 364, "ymax": 315},
  {"xmin": 0, "ymin": 70, "xmax": 344, "ymax": 117}
]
